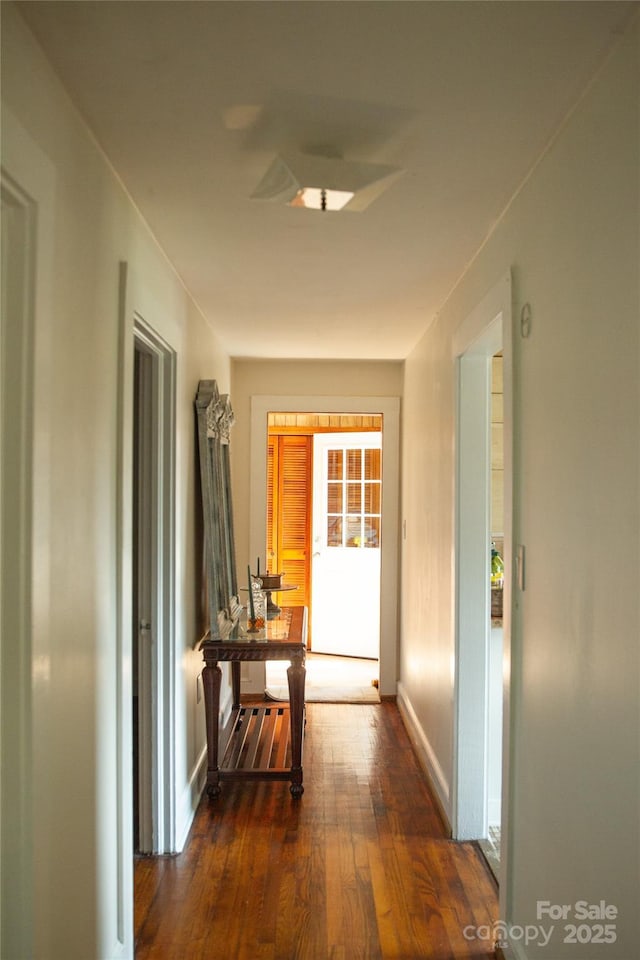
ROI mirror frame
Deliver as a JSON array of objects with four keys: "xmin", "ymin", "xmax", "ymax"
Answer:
[{"xmin": 195, "ymin": 380, "xmax": 241, "ymax": 638}]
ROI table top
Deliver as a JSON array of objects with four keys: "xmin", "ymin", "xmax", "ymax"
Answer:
[
  {"xmin": 240, "ymin": 583, "xmax": 298, "ymax": 593},
  {"xmin": 201, "ymin": 606, "xmax": 307, "ymax": 660}
]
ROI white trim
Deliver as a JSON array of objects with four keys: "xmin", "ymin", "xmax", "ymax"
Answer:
[
  {"xmin": 250, "ymin": 395, "xmax": 400, "ymax": 696},
  {"xmin": 453, "ymin": 291, "xmax": 504, "ymax": 358},
  {"xmin": 397, "ymin": 683, "xmax": 451, "ymax": 825},
  {"xmin": 115, "ymin": 265, "xmax": 135, "ymax": 955},
  {"xmin": 121, "ymin": 281, "xmax": 178, "ymax": 857},
  {"xmin": 452, "ymin": 272, "xmax": 513, "ymax": 913},
  {"xmin": 1, "ymin": 108, "xmax": 55, "ymax": 960},
  {"xmin": 176, "ymin": 744, "xmax": 208, "ymax": 852},
  {"xmin": 1, "ymin": 165, "xmax": 36, "ymax": 960}
]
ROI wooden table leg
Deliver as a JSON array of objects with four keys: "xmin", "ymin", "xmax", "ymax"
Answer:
[
  {"xmin": 230, "ymin": 660, "xmax": 241, "ymax": 709},
  {"xmin": 203, "ymin": 659, "xmax": 222, "ymax": 799},
  {"xmin": 287, "ymin": 651, "xmax": 306, "ymax": 798}
]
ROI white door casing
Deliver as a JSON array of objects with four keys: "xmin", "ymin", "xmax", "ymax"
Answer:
[
  {"xmin": 250, "ymin": 396, "xmax": 400, "ymax": 697},
  {"xmin": 1, "ymin": 172, "xmax": 35, "ymax": 960},
  {"xmin": 130, "ymin": 306, "xmax": 177, "ymax": 855},
  {"xmin": 1, "ymin": 110, "xmax": 54, "ymax": 960},
  {"xmin": 452, "ymin": 272, "xmax": 513, "ymax": 911}
]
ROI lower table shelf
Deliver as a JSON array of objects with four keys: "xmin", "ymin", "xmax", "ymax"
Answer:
[{"xmin": 220, "ymin": 704, "xmax": 295, "ymax": 779}]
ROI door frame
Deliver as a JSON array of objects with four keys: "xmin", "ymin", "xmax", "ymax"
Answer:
[
  {"xmin": 1, "ymin": 172, "xmax": 36, "ymax": 960},
  {"xmin": 132, "ymin": 317, "xmax": 177, "ymax": 853},
  {"xmin": 118, "ymin": 263, "xmax": 177, "ymax": 866},
  {"xmin": 1, "ymin": 111, "xmax": 55, "ymax": 960},
  {"xmin": 251, "ymin": 396, "xmax": 400, "ymax": 696},
  {"xmin": 452, "ymin": 272, "xmax": 513, "ymax": 887}
]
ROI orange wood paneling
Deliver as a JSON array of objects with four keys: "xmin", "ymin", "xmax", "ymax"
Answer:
[{"xmin": 266, "ymin": 435, "xmax": 312, "ymax": 611}]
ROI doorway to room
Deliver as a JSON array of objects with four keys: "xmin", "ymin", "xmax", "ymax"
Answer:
[
  {"xmin": 453, "ymin": 274, "xmax": 512, "ymax": 886},
  {"xmin": 131, "ymin": 322, "xmax": 176, "ymax": 854},
  {"xmin": 250, "ymin": 394, "xmax": 400, "ymax": 699}
]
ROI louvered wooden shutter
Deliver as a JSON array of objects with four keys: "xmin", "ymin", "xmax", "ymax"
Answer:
[
  {"xmin": 266, "ymin": 436, "xmax": 277, "ymax": 571},
  {"xmin": 271, "ymin": 435, "xmax": 311, "ymax": 608}
]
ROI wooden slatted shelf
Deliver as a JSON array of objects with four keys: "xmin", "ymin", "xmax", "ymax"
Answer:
[{"xmin": 218, "ymin": 705, "xmax": 295, "ymax": 781}]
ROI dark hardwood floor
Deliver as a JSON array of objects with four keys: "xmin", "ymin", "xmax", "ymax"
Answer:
[{"xmin": 135, "ymin": 702, "xmax": 497, "ymax": 959}]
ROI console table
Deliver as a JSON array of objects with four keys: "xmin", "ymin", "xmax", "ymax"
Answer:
[{"xmin": 201, "ymin": 606, "xmax": 307, "ymax": 799}]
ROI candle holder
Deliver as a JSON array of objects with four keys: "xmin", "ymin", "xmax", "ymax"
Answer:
[
  {"xmin": 247, "ymin": 584, "xmax": 267, "ymax": 632},
  {"xmin": 252, "ymin": 570, "xmax": 284, "ymax": 619}
]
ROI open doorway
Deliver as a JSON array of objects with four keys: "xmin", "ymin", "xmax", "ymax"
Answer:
[
  {"xmin": 453, "ymin": 275, "xmax": 512, "ymax": 887},
  {"xmin": 132, "ymin": 342, "xmax": 152, "ymax": 852},
  {"xmin": 250, "ymin": 394, "xmax": 400, "ymax": 698},
  {"xmin": 132, "ymin": 322, "xmax": 176, "ymax": 854},
  {"xmin": 264, "ymin": 415, "xmax": 381, "ymax": 700},
  {"xmin": 484, "ymin": 353, "xmax": 505, "ymax": 875}
]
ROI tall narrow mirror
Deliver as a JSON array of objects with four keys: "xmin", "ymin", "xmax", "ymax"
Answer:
[{"xmin": 195, "ymin": 380, "xmax": 241, "ymax": 637}]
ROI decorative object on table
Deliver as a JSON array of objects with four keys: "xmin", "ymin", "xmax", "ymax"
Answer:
[
  {"xmin": 248, "ymin": 589, "xmax": 267, "ymax": 632},
  {"xmin": 252, "ymin": 560, "xmax": 287, "ymax": 618},
  {"xmin": 257, "ymin": 570, "xmax": 283, "ymax": 590},
  {"xmin": 263, "ymin": 582, "xmax": 298, "ymax": 619},
  {"xmin": 247, "ymin": 565, "xmax": 266, "ymax": 631}
]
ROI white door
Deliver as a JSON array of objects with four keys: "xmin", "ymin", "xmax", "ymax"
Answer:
[{"xmin": 311, "ymin": 433, "xmax": 381, "ymax": 658}]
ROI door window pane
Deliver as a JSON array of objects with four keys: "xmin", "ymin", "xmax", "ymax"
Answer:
[
  {"xmin": 324, "ymin": 443, "xmax": 381, "ymax": 549},
  {"xmin": 345, "ymin": 517, "xmax": 362, "ymax": 547},
  {"xmin": 365, "ymin": 448, "xmax": 381, "ymax": 480},
  {"xmin": 327, "ymin": 483, "xmax": 342, "ymax": 513},
  {"xmin": 364, "ymin": 482, "xmax": 380, "ymax": 514},
  {"xmin": 363, "ymin": 517, "xmax": 380, "ymax": 547},
  {"xmin": 347, "ymin": 482, "xmax": 361, "ymax": 514},
  {"xmin": 346, "ymin": 449, "xmax": 361, "ymax": 480},
  {"xmin": 328, "ymin": 450, "xmax": 343, "ymax": 481},
  {"xmin": 327, "ymin": 517, "xmax": 342, "ymax": 546}
]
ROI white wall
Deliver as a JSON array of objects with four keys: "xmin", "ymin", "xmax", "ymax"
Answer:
[
  {"xmin": 1, "ymin": 6, "xmax": 230, "ymax": 958},
  {"xmin": 401, "ymin": 19, "xmax": 638, "ymax": 959},
  {"xmin": 231, "ymin": 358, "xmax": 403, "ymax": 570}
]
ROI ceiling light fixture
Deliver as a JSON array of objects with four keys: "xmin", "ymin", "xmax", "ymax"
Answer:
[
  {"xmin": 289, "ymin": 185, "xmax": 354, "ymax": 212},
  {"xmin": 250, "ymin": 151, "xmax": 401, "ymax": 212}
]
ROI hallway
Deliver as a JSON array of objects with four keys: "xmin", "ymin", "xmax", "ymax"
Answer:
[{"xmin": 134, "ymin": 703, "xmax": 497, "ymax": 959}]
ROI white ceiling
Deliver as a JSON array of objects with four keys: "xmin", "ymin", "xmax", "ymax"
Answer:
[{"xmin": 17, "ymin": 0, "xmax": 635, "ymax": 359}]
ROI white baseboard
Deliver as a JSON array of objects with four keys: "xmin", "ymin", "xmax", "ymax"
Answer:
[
  {"xmin": 176, "ymin": 743, "xmax": 208, "ymax": 851},
  {"xmin": 396, "ymin": 681, "xmax": 452, "ymax": 832},
  {"xmin": 175, "ymin": 686, "xmax": 233, "ymax": 851}
]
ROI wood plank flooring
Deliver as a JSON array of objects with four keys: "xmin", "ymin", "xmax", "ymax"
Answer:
[{"xmin": 134, "ymin": 702, "xmax": 497, "ymax": 959}]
